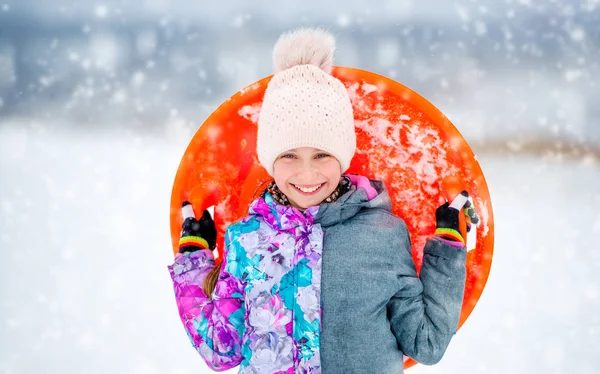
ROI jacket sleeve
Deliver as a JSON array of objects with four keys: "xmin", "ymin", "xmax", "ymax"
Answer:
[
  {"xmin": 168, "ymin": 227, "xmax": 246, "ymax": 371},
  {"xmin": 387, "ymin": 222, "xmax": 467, "ymax": 365}
]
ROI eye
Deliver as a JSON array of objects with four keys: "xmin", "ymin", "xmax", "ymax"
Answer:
[
  {"xmin": 280, "ymin": 153, "xmax": 296, "ymax": 159},
  {"xmin": 315, "ymin": 153, "xmax": 331, "ymax": 159}
]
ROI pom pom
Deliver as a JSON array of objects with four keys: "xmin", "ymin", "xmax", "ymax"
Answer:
[{"xmin": 272, "ymin": 27, "xmax": 335, "ymax": 74}]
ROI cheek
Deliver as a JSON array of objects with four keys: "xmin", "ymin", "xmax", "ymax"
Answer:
[
  {"xmin": 323, "ymin": 160, "xmax": 342, "ymax": 180},
  {"xmin": 272, "ymin": 162, "xmax": 293, "ymax": 186},
  {"xmin": 319, "ymin": 161, "xmax": 342, "ymax": 195}
]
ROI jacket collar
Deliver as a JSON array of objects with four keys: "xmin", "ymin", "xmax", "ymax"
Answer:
[
  {"xmin": 314, "ymin": 178, "xmax": 391, "ymax": 227},
  {"xmin": 248, "ymin": 175, "xmax": 390, "ymax": 231},
  {"xmin": 248, "ymin": 192, "xmax": 319, "ymax": 232}
]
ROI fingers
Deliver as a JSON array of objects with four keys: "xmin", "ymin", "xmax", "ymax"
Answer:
[
  {"xmin": 458, "ymin": 206, "xmax": 467, "ymax": 242},
  {"xmin": 448, "ymin": 191, "xmax": 480, "ymax": 224},
  {"xmin": 447, "ymin": 190, "xmax": 480, "ymax": 238},
  {"xmin": 181, "ymin": 216, "xmax": 197, "ymax": 232},
  {"xmin": 463, "ymin": 200, "xmax": 480, "ymax": 224},
  {"xmin": 449, "ymin": 191, "xmax": 469, "ymax": 210},
  {"xmin": 181, "ymin": 201, "xmax": 195, "ymax": 219},
  {"xmin": 201, "ymin": 209, "xmax": 214, "ymax": 222}
]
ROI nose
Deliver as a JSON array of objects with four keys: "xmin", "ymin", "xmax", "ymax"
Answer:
[{"xmin": 294, "ymin": 159, "xmax": 321, "ymax": 179}]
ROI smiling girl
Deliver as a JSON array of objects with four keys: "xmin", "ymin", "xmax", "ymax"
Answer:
[
  {"xmin": 269, "ymin": 147, "xmax": 345, "ymax": 208},
  {"xmin": 168, "ymin": 28, "xmax": 471, "ymax": 373}
]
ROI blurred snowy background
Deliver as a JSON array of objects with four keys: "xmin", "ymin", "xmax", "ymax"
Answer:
[{"xmin": 1, "ymin": 0, "xmax": 599, "ymax": 373}]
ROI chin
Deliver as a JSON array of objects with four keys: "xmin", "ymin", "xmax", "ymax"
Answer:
[
  {"xmin": 281, "ymin": 180, "xmax": 338, "ymax": 208},
  {"xmin": 290, "ymin": 191, "xmax": 334, "ymax": 209}
]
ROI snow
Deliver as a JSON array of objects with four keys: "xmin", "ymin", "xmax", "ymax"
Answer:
[
  {"xmin": 238, "ymin": 104, "xmax": 261, "ymax": 123},
  {"xmin": 89, "ymin": 33, "xmax": 124, "ymax": 71},
  {"xmin": 0, "ymin": 120, "xmax": 598, "ymax": 373},
  {"xmin": 95, "ymin": 5, "xmax": 108, "ymax": 18},
  {"xmin": 0, "ymin": 1, "xmax": 599, "ymax": 372}
]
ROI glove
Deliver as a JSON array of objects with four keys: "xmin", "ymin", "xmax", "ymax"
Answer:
[
  {"xmin": 434, "ymin": 191, "xmax": 479, "ymax": 244},
  {"xmin": 179, "ymin": 201, "xmax": 217, "ymax": 254}
]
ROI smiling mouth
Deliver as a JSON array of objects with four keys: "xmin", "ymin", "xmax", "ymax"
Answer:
[{"xmin": 291, "ymin": 183, "xmax": 325, "ymax": 194}]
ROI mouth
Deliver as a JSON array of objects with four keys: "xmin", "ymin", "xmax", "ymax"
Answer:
[{"xmin": 291, "ymin": 182, "xmax": 326, "ymax": 195}]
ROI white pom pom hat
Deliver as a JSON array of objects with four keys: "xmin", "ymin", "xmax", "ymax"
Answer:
[{"xmin": 257, "ymin": 28, "xmax": 356, "ymax": 176}]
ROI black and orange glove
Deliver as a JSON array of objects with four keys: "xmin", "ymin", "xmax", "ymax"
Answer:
[
  {"xmin": 434, "ymin": 191, "xmax": 479, "ymax": 244},
  {"xmin": 179, "ymin": 201, "xmax": 217, "ymax": 254}
]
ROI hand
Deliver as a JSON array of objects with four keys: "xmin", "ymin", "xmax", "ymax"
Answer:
[
  {"xmin": 434, "ymin": 191, "xmax": 479, "ymax": 244},
  {"xmin": 179, "ymin": 201, "xmax": 217, "ymax": 254}
]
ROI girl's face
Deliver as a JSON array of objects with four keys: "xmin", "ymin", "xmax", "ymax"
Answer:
[{"xmin": 273, "ymin": 147, "xmax": 342, "ymax": 209}]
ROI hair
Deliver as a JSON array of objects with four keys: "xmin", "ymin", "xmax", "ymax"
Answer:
[
  {"xmin": 202, "ymin": 261, "xmax": 223, "ymax": 298},
  {"xmin": 202, "ymin": 177, "xmax": 274, "ymax": 299}
]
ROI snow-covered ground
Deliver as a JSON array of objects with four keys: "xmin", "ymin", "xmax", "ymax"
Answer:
[
  {"xmin": 1, "ymin": 0, "xmax": 599, "ymax": 371},
  {"xmin": 1, "ymin": 122, "xmax": 598, "ymax": 373}
]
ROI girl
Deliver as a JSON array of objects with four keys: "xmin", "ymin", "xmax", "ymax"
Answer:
[{"xmin": 168, "ymin": 28, "xmax": 471, "ymax": 374}]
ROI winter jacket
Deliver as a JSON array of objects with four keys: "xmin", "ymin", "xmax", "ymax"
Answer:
[{"xmin": 168, "ymin": 176, "xmax": 467, "ymax": 373}]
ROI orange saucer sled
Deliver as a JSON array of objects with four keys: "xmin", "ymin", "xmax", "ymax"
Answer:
[{"xmin": 170, "ymin": 67, "xmax": 494, "ymax": 369}]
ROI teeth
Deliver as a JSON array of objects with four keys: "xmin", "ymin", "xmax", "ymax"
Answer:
[{"xmin": 294, "ymin": 183, "xmax": 323, "ymax": 193}]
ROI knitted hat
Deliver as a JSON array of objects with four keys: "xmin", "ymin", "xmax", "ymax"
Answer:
[{"xmin": 257, "ymin": 28, "xmax": 356, "ymax": 176}]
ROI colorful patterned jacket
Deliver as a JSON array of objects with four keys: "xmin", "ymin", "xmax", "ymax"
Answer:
[{"xmin": 168, "ymin": 176, "xmax": 467, "ymax": 373}]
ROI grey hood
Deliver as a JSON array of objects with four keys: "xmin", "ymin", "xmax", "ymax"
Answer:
[{"xmin": 314, "ymin": 178, "xmax": 392, "ymax": 227}]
